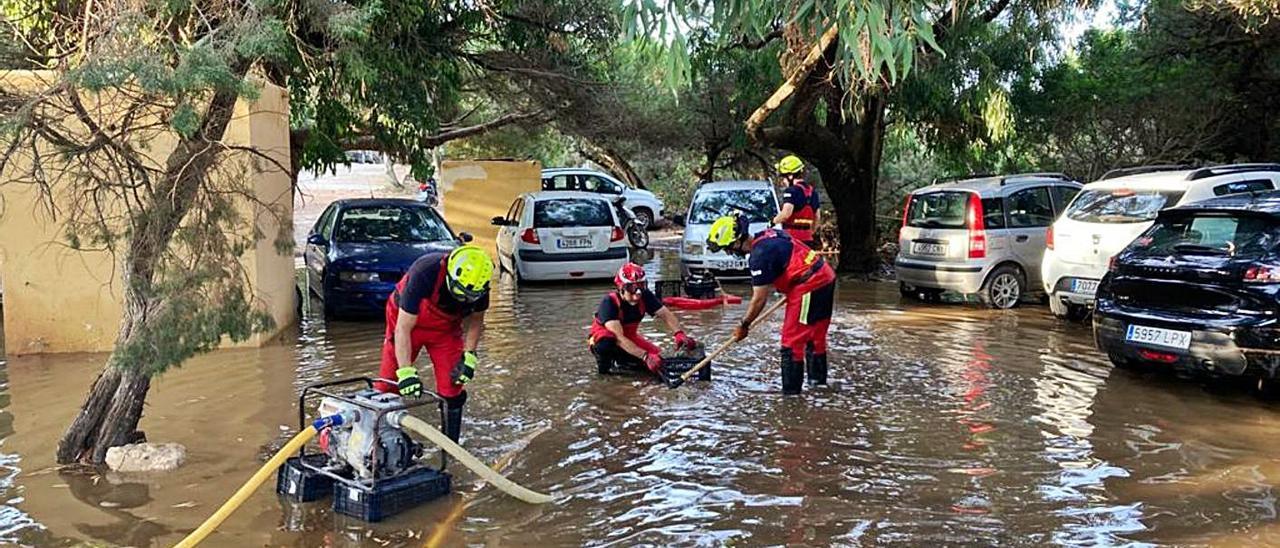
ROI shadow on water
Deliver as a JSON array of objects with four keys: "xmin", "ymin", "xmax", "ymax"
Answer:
[{"xmin": 3, "ymin": 251, "xmax": 1280, "ymax": 545}]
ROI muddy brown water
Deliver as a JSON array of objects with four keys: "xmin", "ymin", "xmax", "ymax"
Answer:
[{"xmin": 3, "ymin": 252, "xmax": 1280, "ymax": 546}]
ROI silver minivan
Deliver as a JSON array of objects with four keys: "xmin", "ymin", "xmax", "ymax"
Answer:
[{"xmin": 895, "ymin": 173, "xmax": 1083, "ymax": 308}]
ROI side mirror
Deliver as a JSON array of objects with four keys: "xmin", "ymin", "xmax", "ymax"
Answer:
[
  {"xmin": 307, "ymin": 234, "xmax": 327, "ymax": 246},
  {"xmin": 671, "ymin": 214, "xmax": 686, "ymax": 227},
  {"xmin": 458, "ymin": 232, "xmax": 474, "ymax": 243},
  {"xmin": 490, "ymin": 216, "xmax": 508, "ymax": 226}
]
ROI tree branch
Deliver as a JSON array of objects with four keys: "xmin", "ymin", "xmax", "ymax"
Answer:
[{"xmin": 744, "ymin": 24, "xmax": 841, "ymax": 145}]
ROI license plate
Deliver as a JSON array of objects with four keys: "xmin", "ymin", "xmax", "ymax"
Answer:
[
  {"xmin": 912, "ymin": 241, "xmax": 947, "ymax": 256},
  {"xmin": 1071, "ymin": 279, "xmax": 1099, "ymax": 295},
  {"xmin": 557, "ymin": 237, "xmax": 592, "ymax": 249},
  {"xmin": 1125, "ymin": 324, "xmax": 1192, "ymax": 350},
  {"xmin": 711, "ymin": 259, "xmax": 748, "ymax": 270}
]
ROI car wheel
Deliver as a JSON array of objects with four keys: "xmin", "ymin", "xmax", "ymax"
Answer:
[
  {"xmin": 322, "ymin": 297, "xmax": 339, "ymax": 321},
  {"xmin": 628, "ymin": 224, "xmax": 650, "ymax": 248},
  {"xmin": 1257, "ymin": 377, "xmax": 1280, "ymax": 400},
  {"xmin": 1066, "ymin": 303, "xmax": 1091, "ymax": 321},
  {"xmin": 632, "ymin": 207, "xmax": 654, "ymax": 229},
  {"xmin": 980, "ymin": 266, "xmax": 1024, "ymax": 309}
]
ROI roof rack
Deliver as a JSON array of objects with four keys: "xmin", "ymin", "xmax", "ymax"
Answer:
[
  {"xmin": 1098, "ymin": 165, "xmax": 1193, "ymax": 181},
  {"xmin": 931, "ymin": 173, "xmax": 995, "ymax": 185},
  {"xmin": 1186, "ymin": 163, "xmax": 1280, "ymax": 181},
  {"xmin": 999, "ymin": 172, "xmax": 1073, "ymax": 185}
]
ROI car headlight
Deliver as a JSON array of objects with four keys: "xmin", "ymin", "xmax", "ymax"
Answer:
[
  {"xmin": 339, "ymin": 271, "xmax": 380, "ymax": 283},
  {"xmin": 684, "ymin": 241, "xmax": 704, "ymax": 255}
]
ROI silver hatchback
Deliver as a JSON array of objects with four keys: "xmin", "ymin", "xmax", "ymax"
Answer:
[{"xmin": 895, "ymin": 173, "xmax": 1083, "ymax": 308}]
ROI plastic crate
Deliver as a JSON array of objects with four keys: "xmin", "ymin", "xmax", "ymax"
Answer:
[
  {"xmin": 331, "ymin": 467, "xmax": 452, "ymax": 522},
  {"xmin": 276, "ymin": 454, "xmax": 334, "ymax": 503},
  {"xmin": 655, "ymin": 280, "xmax": 683, "ymax": 299},
  {"xmin": 662, "ymin": 356, "xmax": 712, "ymax": 382}
]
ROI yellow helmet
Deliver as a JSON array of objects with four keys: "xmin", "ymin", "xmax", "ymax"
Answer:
[
  {"xmin": 706, "ymin": 214, "xmax": 748, "ymax": 252},
  {"xmin": 445, "ymin": 245, "xmax": 493, "ymax": 302},
  {"xmin": 777, "ymin": 155, "xmax": 805, "ymax": 175}
]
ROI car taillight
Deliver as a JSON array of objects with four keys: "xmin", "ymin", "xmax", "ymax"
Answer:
[
  {"xmin": 901, "ymin": 194, "xmax": 913, "ymax": 228},
  {"xmin": 1108, "ymin": 255, "xmax": 1118, "ymax": 272},
  {"xmin": 966, "ymin": 192, "xmax": 986, "ymax": 259},
  {"xmin": 1244, "ymin": 264, "xmax": 1280, "ymax": 283},
  {"xmin": 1046, "ymin": 226, "xmax": 1054, "ymax": 250},
  {"xmin": 610, "ymin": 226, "xmax": 624, "ymax": 242},
  {"xmin": 521, "ymin": 228, "xmax": 540, "ymax": 244}
]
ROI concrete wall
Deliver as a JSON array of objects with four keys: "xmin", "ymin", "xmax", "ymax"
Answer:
[
  {"xmin": 438, "ymin": 160, "xmax": 541, "ymax": 260},
  {"xmin": 0, "ymin": 72, "xmax": 296, "ymax": 355}
]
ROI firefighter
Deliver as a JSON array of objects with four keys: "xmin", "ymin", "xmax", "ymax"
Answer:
[
  {"xmin": 377, "ymin": 245, "xmax": 493, "ymax": 443},
  {"xmin": 589, "ymin": 263, "xmax": 697, "ymax": 376},
  {"xmin": 771, "ymin": 155, "xmax": 821, "ymax": 248},
  {"xmin": 707, "ymin": 213, "xmax": 836, "ymax": 394}
]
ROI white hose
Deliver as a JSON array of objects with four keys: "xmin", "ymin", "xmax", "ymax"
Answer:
[{"xmin": 394, "ymin": 414, "xmax": 554, "ymax": 504}]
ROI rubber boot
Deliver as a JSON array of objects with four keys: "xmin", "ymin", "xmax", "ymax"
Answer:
[
  {"xmin": 807, "ymin": 353, "xmax": 828, "ymax": 386},
  {"xmin": 444, "ymin": 392, "xmax": 467, "ymax": 444},
  {"xmin": 780, "ymin": 348, "xmax": 803, "ymax": 395},
  {"xmin": 591, "ymin": 342, "xmax": 612, "ymax": 375}
]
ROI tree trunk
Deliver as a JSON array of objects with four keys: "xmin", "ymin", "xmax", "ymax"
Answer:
[
  {"xmin": 55, "ymin": 77, "xmax": 245, "ymax": 465},
  {"xmin": 56, "ymin": 310, "xmax": 154, "ymax": 464}
]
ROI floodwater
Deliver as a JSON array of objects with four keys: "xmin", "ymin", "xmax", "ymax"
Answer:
[{"xmin": 3, "ymin": 251, "xmax": 1280, "ymax": 546}]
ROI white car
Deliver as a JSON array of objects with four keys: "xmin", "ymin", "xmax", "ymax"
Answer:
[
  {"xmin": 541, "ymin": 168, "xmax": 665, "ymax": 227},
  {"xmin": 492, "ymin": 191, "xmax": 630, "ymax": 281},
  {"xmin": 1043, "ymin": 163, "xmax": 1280, "ymax": 319},
  {"xmin": 679, "ymin": 180, "xmax": 780, "ymax": 279}
]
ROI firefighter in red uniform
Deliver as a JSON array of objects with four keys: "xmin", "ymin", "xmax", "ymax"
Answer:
[
  {"xmin": 376, "ymin": 245, "xmax": 493, "ymax": 444},
  {"xmin": 589, "ymin": 263, "xmax": 697, "ymax": 376},
  {"xmin": 707, "ymin": 213, "xmax": 836, "ymax": 394},
  {"xmin": 771, "ymin": 155, "xmax": 821, "ymax": 248}
]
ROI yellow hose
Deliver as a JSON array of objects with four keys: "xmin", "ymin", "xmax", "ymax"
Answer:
[
  {"xmin": 397, "ymin": 415, "xmax": 553, "ymax": 504},
  {"xmin": 173, "ymin": 426, "xmax": 318, "ymax": 548}
]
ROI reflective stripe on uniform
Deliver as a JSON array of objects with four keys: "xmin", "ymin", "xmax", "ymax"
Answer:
[{"xmin": 800, "ymin": 292, "xmax": 811, "ymax": 325}]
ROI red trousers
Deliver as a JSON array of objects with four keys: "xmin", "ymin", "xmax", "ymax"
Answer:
[
  {"xmin": 377, "ymin": 299, "xmax": 465, "ymax": 398},
  {"xmin": 780, "ymin": 280, "xmax": 835, "ymax": 357}
]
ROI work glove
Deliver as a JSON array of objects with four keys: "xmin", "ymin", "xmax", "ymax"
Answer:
[
  {"xmin": 396, "ymin": 367, "xmax": 423, "ymax": 398},
  {"xmin": 733, "ymin": 319, "xmax": 751, "ymax": 342},
  {"xmin": 644, "ymin": 352, "xmax": 664, "ymax": 374},
  {"xmin": 674, "ymin": 331, "xmax": 697, "ymax": 351},
  {"xmin": 451, "ymin": 351, "xmax": 477, "ymax": 386}
]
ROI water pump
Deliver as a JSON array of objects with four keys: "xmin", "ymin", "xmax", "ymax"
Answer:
[{"xmin": 315, "ymin": 390, "xmax": 423, "ymax": 479}]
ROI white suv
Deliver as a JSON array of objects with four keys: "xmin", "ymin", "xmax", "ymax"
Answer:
[
  {"xmin": 1043, "ymin": 163, "xmax": 1280, "ymax": 319},
  {"xmin": 541, "ymin": 168, "xmax": 665, "ymax": 227}
]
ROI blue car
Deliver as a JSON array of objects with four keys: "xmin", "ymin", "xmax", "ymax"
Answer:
[{"xmin": 305, "ymin": 199, "xmax": 461, "ymax": 319}]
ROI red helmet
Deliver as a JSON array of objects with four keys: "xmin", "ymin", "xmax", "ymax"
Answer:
[{"xmin": 614, "ymin": 263, "xmax": 646, "ymax": 291}]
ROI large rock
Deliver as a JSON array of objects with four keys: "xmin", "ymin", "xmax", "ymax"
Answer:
[{"xmin": 105, "ymin": 442, "xmax": 187, "ymax": 473}]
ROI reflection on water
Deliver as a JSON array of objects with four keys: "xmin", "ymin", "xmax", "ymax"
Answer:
[{"xmin": 2, "ymin": 252, "xmax": 1280, "ymax": 545}]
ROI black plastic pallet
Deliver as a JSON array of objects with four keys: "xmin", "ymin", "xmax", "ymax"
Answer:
[
  {"xmin": 276, "ymin": 454, "xmax": 335, "ymax": 503},
  {"xmin": 663, "ymin": 356, "xmax": 712, "ymax": 381},
  {"xmin": 332, "ymin": 467, "xmax": 452, "ymax": 522}
]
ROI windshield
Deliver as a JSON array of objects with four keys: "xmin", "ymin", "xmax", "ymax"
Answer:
[
  {"xmin": 335, "ymin": 206, "xmax": 453, "ymax": 243},
  {"xmin": 906, "ymin": 192, "xmax": 968, "ymax": 229},
  {"xmin": 689, "ymin": 188, "xmax": 778, "ymax": 224},
  {"xmin": 534, "ymin": 199, "xmax": 613, "ymax": 228},
  {"xmin": 1130, "ymin": 213, "xmax": 1280, "ymax": 258},
  {"xmin": 1066, "ymin": 189, "xmax": 1185, "ymax": 224}
]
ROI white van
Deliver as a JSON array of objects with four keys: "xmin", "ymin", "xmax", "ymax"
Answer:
[
  {"xmin": 1043, "ymin": 163, "xmax": 1280, "ymax": 319},
  {"xmin": 678, "ymin": 181, "xmax": 780, "ymax": 278}
]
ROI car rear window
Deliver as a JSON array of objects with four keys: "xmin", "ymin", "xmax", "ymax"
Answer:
[
  {"xmin": 906, "ymin": 191, "xmax": 968, "ymax": 229},
  {"xmin": 534, "ymin": 199, "xmax": 613, "ymax": 228},
  {"xmin": 335, "ymin": 206, "xmax": 453, "ymax": 243},
  {"xmin": 1130, "ymin": 213, "xmax": 1280, "ymax": 258},
  {"xmin": 1066, "ymin": 189, "xmax": 1185, "ymax": 224},
  {"xmin": 689, "ymin": 188, "xmax": 779, "ymax": 224}
]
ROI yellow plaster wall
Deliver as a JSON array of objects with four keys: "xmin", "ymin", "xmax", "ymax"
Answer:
[
  {"xmin": 438, "ymin": 160, "xmax": 541, "ymax": 260},
  {"xmin": 0, "ymin": 72, "xmax": 296, "ymax": 355}
]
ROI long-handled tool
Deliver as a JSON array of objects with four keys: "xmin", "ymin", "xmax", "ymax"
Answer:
[{"xmin": 667, "ymin": 296, "xmax": 788, "ymax": 389}]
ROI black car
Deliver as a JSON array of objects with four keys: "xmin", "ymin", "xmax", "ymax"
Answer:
[{"xmin": 1094, "ymin": 191, "xmax": 1280, "ymax": 382}]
